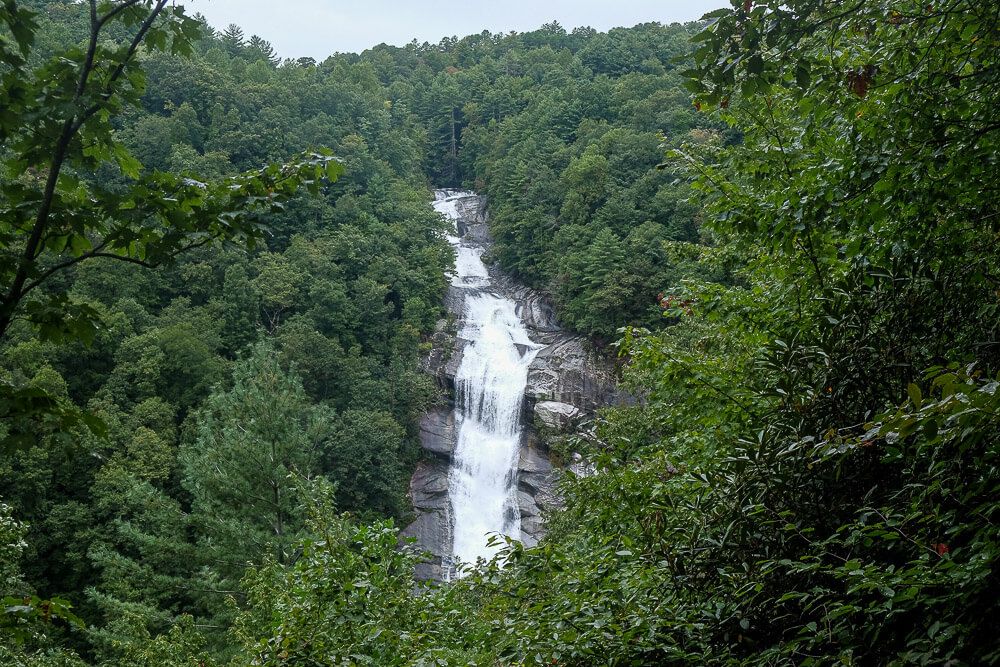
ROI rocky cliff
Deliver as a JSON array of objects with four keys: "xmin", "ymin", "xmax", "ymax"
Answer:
[{"xmin": 401, "ymin": 193, "xmax": 618, "ymax": 580}]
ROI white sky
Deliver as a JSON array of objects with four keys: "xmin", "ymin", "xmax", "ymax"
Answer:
[{"xmin": 183, "ymin": 1, "xmax": 727, "ymax": 59}]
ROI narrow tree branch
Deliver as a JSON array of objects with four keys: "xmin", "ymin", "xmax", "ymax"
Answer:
[
  {"xmin": 0, "ymin": 0, "xmax": 172, "ymax": 340},
  {"xmin": 18, "ymin": 235, "xmax": 215, "ymax": 303},
  {"xmin": 74, "ymin": 0, "xmax": 170, "ymax": 134},
  {"xmin": 96, "ymin": 0, "xmax": 143, "ymax": 30},
  {"xmin": 21, "ymin": 238, "xmax": 111, "ymax": 294}
]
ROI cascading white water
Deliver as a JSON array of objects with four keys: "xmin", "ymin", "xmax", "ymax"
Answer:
[{"xmin": 433, "ymin": 190, "xmax": 541, "ymax": 570}]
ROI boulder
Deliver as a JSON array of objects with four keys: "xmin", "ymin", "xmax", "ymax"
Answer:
[
  {"xmin": 418, "ymin": 407, "xmax": 456, "ymax": 458},
  {"xmin": 519, "ymin": 442, "xmax": 552, "ymax": 474},
  {"xmin": 518, "ymin": 441, "xmax": 556, "ymax": 496},
  {"xmin": 534, "ymin": 400, "xmax": 580, "ymax": 430},
  {"xmin": 400, "ymin": 509, "xmax": 449, "ymax": 555},
  {"xmin": 409, "ymin": 460, "xmax": 450, "ymax": 510},
  {"xmin": 518, "ymin": 491, "xmax": 545, "ymax": 546},
  {"xmin": 401, "ymin": 459, "xmax": 453, "ymax": 581}
]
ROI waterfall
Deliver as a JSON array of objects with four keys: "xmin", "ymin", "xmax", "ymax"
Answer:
[{"xmin": 433, "ymin": 190, "xmax": 541, "ymax": 571}]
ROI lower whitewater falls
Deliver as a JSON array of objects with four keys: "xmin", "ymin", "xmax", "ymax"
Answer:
[{"xmin": 433, "ymin": 190, "xmax": 542, "ymax": 573}]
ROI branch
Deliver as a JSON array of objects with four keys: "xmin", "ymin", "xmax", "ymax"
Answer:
[
  {"xmin": 77, "ymin": 1, "xmax": 99, "ymax": 98},
  {"xmin": 653, "ymin": 343, "xmax": 756, "ymax": 416},
  {"xmin": 74, "ymin": 0, "xmax": 170, "ymax": 134},
  {"xmin": 870, "ymin": 508, "xmax": 940, "ymax": 558},
  {"xmin": 78, "ymin": 0, "xmax": 145, "ymax": 100},
  {"xmin": 19, "ymin": 235, "xmax": 215, "ymax": 301},
  {"xmin": 92, "ymin": 235, "xmax": 216, "ymax": 266},
  {"xmin": 0, "ymin": 0, "xmax": 171, "ymax": 339},
  {"xmin": 96, "ymin": 0, "xmax": 144, "ymax": 30},
  {"xmin": 21, "ymin": 238, "xmax": 110, "ymax": 294}
]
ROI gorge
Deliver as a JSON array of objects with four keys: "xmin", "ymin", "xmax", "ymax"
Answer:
[{"xmin": 5, "ymin": 4, "xmax": 995, "ymax": 663}]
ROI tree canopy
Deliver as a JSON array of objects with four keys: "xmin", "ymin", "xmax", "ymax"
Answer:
[{"xmin": 2, "ymin": 1, "xmax": 999, "ymax": 665}]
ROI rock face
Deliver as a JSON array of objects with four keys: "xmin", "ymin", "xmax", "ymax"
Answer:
[
  {"xmin": 534, "ymin": 401, "xmax": 582, "ymax": 429},
  {"xmin": 418, "ymin": 407, "xmax": 456, "ymax": 457},
  {"xmin": 400, "ymin": 457, "xmax": 451, "ymax": 581},
  {"xmin": 402, "ymin": 191, "xmax": 617, "ymax": 580}
]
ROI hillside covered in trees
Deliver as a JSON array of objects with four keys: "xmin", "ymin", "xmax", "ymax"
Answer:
[{"xmin": 2, "ymin": 0, "xmax": 999, "ymax": 665}]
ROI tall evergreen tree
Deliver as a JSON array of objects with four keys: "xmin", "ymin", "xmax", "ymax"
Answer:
[
  {"xmin": 180, "ymin": 345, "xmax": 330, "ymax": 585},
  {"xmin": 220, "ymin": 23, "xmax": 245, "ymax": 56},
  {"xmin": 247, "ymin": 34, "xmax": 278, "ymax": 65}
]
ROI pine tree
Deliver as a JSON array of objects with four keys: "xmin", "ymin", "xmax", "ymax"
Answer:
[
  {"xmin": 179, "ymin": 345, "xmax": 330, "ymax": 586},
  {"xmin": 247, "ymin": 34, "xmax": 278, "ymax": 65},
  {"xmin": 424, "ymin": 73, "xmax": 464, "ymax": 186},
  {"xmin": 220, "ymin": 23, "xmax": 245, "ymax": 56}
]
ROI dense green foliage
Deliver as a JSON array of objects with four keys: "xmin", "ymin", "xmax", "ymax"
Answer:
[
  {"xmin": 3, "ymin": 0, "xmax": 1000, "ymax": 665},
  {"xmin": 1, "ymin": 1, "xmax": 449, "ymax": 662},
  {"xmin": 375, "ymin": 21, "xmax": 725, "ymax": 338},
  {"xmin": 436, "ymin": 1, "xmax": 999, "ymax": 664}
]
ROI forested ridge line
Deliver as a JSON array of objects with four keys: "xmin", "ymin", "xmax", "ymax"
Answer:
[{"xmin": 2, "ymin": 0, "xmax": 999, "ymax": 665}]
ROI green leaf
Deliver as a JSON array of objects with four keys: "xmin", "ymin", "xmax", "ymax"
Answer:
[{"xmin": 701, "ymin": 8, "xmax": 733, "ymax": 20}]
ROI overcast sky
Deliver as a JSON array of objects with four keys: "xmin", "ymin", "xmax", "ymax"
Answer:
[{"xmin": 184, "ymin": 1, "xmax": 727, "ymax": 60}]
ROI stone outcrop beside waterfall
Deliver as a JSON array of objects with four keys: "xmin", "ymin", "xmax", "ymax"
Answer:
[
  {"xmin": 401, "ymin": 191, "xmax": 618, "ymax": 581},
  {"xmin": 420, "ymin": 193, "xmax": 618, "ymax": 410}
]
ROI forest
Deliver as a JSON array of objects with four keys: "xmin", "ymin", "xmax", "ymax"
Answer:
[{"xmin": 1, "ymin": 0, "xmax": 998, "ymax": 664}]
